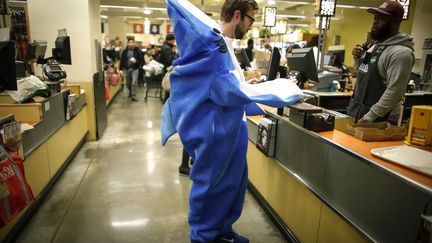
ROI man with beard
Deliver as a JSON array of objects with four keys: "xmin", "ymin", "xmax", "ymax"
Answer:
[
  {"xmin": 347, "ymin": 0, "xmax": 414, "ymax": 123},
  {"xmin": 162, "ymin": 0, "xmax": 302, "ymax": 242}
]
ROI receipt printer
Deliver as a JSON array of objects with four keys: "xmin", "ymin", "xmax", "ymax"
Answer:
[{"xmin": 289, "ymin": 102, "xmax": 335, "ymax": 132}]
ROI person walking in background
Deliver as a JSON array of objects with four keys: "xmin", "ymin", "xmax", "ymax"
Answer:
[
  {"xmin": 120, "ymin": 39, "xmax": 142, "ymax": 101},
  {"xmin": 245, "ymin": 38, "xmax": 254, "ymax": 62},
  {"xmin": 157, "ymin": 33, "xmax": 177, "ymax": 103}
]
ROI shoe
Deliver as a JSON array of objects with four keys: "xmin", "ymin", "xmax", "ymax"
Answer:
[
  {"xmin": 214, "ymin": 232, "xmax": 249, "ymax": 243},
  {"xmin": 131, "ymin": 97, "xmax": 138, "ymax": 101},
  {"xmin": 179, "ymin": 166, "xmax": 190, "ymax": 176}
]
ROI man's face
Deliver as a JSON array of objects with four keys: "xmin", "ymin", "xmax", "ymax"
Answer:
[
  {"xmin": 234, "ymin": 9, "xmax": 256, "ymax": 39},
  {"xmin": 371, "ymin": 13, "xmax": 393, "ymax": 41},
  {"xmin": 127, "ymin": 40, "xmax": 134, "ymax": 48}
]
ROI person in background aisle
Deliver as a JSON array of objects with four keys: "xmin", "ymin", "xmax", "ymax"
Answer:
[
  {"xmin": 158, "ymin": 33, "xmax": 178, "ymax": 103},
  {"xmin": 143, "ymin": 45, "xmax": 155, "ymax": 65},
  {"xmin": 347, "ymin": 0, "xmax": 414, "ymax": 124},
  {"xmin": 245, "ymin": 38, "xmax": 254, "ymax": 62},
  {"xmin": 120, "ymin": 39, "xmax": 142, "ymax": 101}
]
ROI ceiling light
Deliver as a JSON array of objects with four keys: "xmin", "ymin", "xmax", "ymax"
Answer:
[
  {"xmin": 143, "ymin": 9, "xmax": 152, "ymax": 15},
  {"xmin": 277, "ymin": 14, "xmax": 307, "ymax": 19},
  {"xmin": 336, "ymin": 5, "xmax": 357, "ymax": 9},
  {"xmin": 126, "ymin": 16, "xmax": 143, "ymax": 19},
  {"xmin": 145, "ymin": 7, "xmax": 167, "ymax": 11},
  {"xmin": 100, "ymin": 5, "xmax": 139, "ymax": 9},
  {"xmin": 267, "ymin": 0, "xmax": 276, "ymax": 5},
  {"xmin": 101, "ymin": 15, "xmax": 108, "ymax": 19}
]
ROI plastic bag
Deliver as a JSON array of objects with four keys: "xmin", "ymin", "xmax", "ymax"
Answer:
[{"xmin": 7, "ymin": 76, "xmax": 49, "ymax": 103}]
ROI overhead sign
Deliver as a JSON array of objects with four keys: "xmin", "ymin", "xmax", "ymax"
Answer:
[
  {"xmin": 263, "ymin": 7, "xmax": 277, "ymax": 27},
  {"xmin": 397, "ymin": 0, "xmax": 410, "ymax": 20},
  {"xmin": 315, "ymin": 0, "xmax": 337, "ymax": 17}
]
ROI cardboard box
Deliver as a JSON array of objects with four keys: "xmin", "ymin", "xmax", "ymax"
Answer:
[{"xmin": 346, "ymin": 122, "xmax": 406, "ymax": 142}]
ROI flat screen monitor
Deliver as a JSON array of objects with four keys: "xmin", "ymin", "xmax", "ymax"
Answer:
[
  {"xmin": 53, "ymin": 36, "xmax": 71, "ymax": 65},
  {"xmin": 234, "ymin": 48, "xmax": 251, "ymax": 70},
  {"xmin": 327, "ymin": 49, "xmax": 345, "ymax": 67},
  {"xmin": 27, "ymin": 40, "xmax": 47, "ymax": 64},
  {"xmin": 266, "ymin": 47, "xmax": 281, "ymax": 81},
  {"xmin": 323, "ymin": 53, "xmax": 335, "ymax": 66},
  {"xmin": 0, "ymin": 41, "xmax": 18, "ymax": 91},
  {"xmin": 287, "ymin": 48, "xmax": 318, "ymax": 83}
]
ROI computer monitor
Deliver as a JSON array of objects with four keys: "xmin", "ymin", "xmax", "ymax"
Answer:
[
  {"xmin": 287, "ymin": 48, "xmax": 318, "ymax": 83},
  {"xmin": 26, "ymin": 40, "xmax": 47, "ymax": 64},
  {"xmin": 234, "ymin": 48, "xmax": 251, "ymax": 70},
  {"xmin": 266, "ymin": 47, "xmax": 281, "ymax": 81},
  {"xmin": 327, "ymin": 49, "xmax": 345, "ymax": 68},
  {"xmin": 52, "ymin": 36, "xmax": 71, "ymax": 64},
  {"xmin": 323, "ymin": 53, "xmax": 335, "ymax": 66},
  {"xmin": 0, "ymin": 41, "xmax": 18, "ymax": 91}
]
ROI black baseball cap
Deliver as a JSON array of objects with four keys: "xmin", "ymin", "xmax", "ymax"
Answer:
[
  {"xmin": 166, "ymin": 33, "xmax": 175, "ymax": 41},
  {"xmin": 367, "ymin": 1, "xmax": 404, "ymax": 20}
]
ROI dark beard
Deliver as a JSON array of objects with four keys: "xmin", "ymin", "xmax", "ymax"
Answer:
[
  {"xmin": 234, "ymin": 24, "xmax": 245, "ymax": 39},
  {"xmin": 371, "ymin": 22, "xmax": 392, "ymax": 41}
]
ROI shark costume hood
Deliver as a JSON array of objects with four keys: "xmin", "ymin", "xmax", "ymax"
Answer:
[{"xmin": 161, "ymin": 0, "xmax": 302, "ymax": 241}]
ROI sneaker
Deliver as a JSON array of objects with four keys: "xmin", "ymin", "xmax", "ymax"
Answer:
[
  {"xmin": 179, "ymin": 166, "xmax": 190, "ymax": 176},
  {"xmin": 214, "ymin": 232, "xmax": 249, "ymax": 243},
  {"xmin": 131, "ymin": 97, "xmax": 138, "ymax": 101}
]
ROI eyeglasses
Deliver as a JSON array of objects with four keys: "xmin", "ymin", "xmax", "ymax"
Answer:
[{"xmin": 245, "ymin": 13, "xmax": 255, "ymax": 26}]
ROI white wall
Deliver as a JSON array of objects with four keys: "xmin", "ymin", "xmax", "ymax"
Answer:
[
  {"xmin": 108, "ymin": 17, "xmax": 126, "ymax": 47},
  {"xmin": 411, "ymin": 0, "xmax": 432, "ymax": 59},
  {"xmin": 27, "ymin": 0, "xmax": 101, "ymax": 82}
]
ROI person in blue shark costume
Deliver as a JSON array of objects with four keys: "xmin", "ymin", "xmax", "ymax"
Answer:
[{"xmin": 161, "ymin": 0, "xmax": 303, "ymax": 242}]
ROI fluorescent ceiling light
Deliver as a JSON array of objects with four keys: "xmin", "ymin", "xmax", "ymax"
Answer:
[
  {"xmin": 143, "ymin": 9, "xmax": 152, "ymax": 15},
  {"xmin": 145, "ymin": 7, "xmax": 167, "ymax": 11},
  {"xmin": 267, "ymin": 0, "xmax": 276, "ymax": 5},
  {"xmin": 100, "ymin": 5, "xmax": 139, "ymax": 9},
  {"xmin": 336, "ymin": 5, "xmax": 357, "ymax": 9},
  {"xmin": 126, "ymin": 16, "xmax": 143, "ymax": 19},
  {"xmin": 101, "ymin": 15, "xmax": 108, "ymax": 19},
  {"xmin": 277, "ymin": 14, "xmax": 307, "ymax": 19}
]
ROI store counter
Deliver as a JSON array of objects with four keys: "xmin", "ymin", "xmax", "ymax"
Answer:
[
  {"xmin": 246, "ymin": 108, "xmax": 431, "ymax": 243},
  {"xmin": 0, "ymin": 90, "xmax": 88, "ymax": 241}
]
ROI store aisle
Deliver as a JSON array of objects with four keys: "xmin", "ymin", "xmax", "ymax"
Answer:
[{"xmin": 16, "ymin": 87, "xmax": 286, "ymax": 243}]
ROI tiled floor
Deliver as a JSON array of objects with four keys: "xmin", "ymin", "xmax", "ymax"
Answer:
[{"xmin": 16, "ymin": 87, "xmax": 286, "ymax": 243}]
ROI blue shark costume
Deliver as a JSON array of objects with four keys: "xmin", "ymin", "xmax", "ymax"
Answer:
[{"xmin": 161, "ymin": 0, "xmax": 303, "ymax": 242}]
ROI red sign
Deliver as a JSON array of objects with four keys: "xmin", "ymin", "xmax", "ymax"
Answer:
[{"xmin": 133, "ymin": 24, "xmax": 144, "ymax": 34}]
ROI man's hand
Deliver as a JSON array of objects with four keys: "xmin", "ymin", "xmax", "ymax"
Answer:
[
  {"xmin": 357, "ymin": 117, "xmax": 370, "ymax": 123},
  {"xmin": 352, "ymin": 44, "xmax": 365, "ymax": 61}
]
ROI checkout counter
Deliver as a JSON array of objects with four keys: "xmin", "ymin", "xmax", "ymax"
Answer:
[
  {"xmin": 0, "ymin": 88, "xmax": 88, "ymax": 241},
  {"xmin": 246, "ymin": 105, "xmax": 432, "ymax": 243}
]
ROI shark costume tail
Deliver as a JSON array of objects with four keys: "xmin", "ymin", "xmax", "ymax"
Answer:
[{"xmin": 161, "ymin": 0, "xmax": 303, "ymax": 241}]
